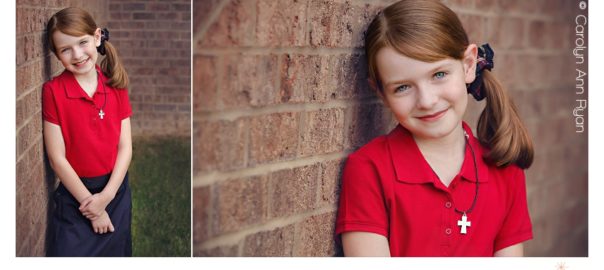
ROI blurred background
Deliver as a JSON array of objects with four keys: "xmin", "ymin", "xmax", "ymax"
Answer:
[
  {"xmin": 16, "ymin": 0, "xmax": 191, "ymax": 256},
  {"xmin": 193, "ymin": 0, "xmax": 587, "ymax": 256}
]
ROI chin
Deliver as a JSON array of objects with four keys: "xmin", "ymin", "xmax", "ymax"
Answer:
[{"xmin": 405, "ymin": 119, "xmax": 460, "ymax": 140}]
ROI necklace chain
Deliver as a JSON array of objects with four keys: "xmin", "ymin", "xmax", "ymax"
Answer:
[
  {"xmin": 94, "ymin": 70, "xmax": 107, "ymax": 119},
  {"xmin": 453, "ymin": 130, "xmax": 480, "ymax": 215}
]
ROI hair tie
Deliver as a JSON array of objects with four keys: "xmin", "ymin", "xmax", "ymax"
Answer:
[
  {"xmin": 97, "ymin": 28, "xmax": 110, "ymax": 55},
  {"xmin": 467, "ymin": 43, "xmax": 494, "ymax": 101}
]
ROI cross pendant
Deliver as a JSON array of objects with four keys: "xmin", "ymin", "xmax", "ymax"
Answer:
[
  {"xmin": 99, "ymin": 109, "xmax": 105, "ymax": 119},
  {"xmin": 457, "ymin": 213, "xmax": 471, "ymax": 234}
]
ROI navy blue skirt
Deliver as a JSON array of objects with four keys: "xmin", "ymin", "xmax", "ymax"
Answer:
[{"xmin": 48, "ymin": 172, "xmax": 132, "ymax": 257}]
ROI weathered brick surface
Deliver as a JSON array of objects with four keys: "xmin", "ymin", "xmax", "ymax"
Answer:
[
  {"xmin": 214, "ymin": 176, "xmax": 268, "ymax": 235},
  {"xmin": 293, "ymin": 211, "xmax": 338, "ymax": 256},
  {"xmin": 249, "ymin": 112, "xmax": 299, "ymax": 165},
  {"xmin": 269, "ymin": 164, "xmax": 320, "ymax": 218},
  {"xmin": 193, "ymin": 0, "xmax": 587, "ymax": 257},
  {"xmin": 242, "ymin": 225, "xmax": 295, "ymax": 256}
]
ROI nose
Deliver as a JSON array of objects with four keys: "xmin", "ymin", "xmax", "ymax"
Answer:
[
  {"xmin": 416, "ymin": 84, "xmax": 439, "ymax": 109},
  {"xmin": 72, "ymin": 47, "xmax": 84, "ymax": 59}
]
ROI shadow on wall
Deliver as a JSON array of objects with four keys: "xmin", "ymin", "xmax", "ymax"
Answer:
[{"xmin": 334, "ymin": 52, "xmax": 396, "ymax": 256}]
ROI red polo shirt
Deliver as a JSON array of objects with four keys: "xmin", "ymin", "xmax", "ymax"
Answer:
[
  {"xmin": 335, "ymin": 122, "xmax": 533, "ymax": 256},
  {"xmin": 42, "ymin": 65, "xmax": 132, "ymax": 177}
]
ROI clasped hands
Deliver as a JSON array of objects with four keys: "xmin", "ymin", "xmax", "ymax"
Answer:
[{"xmin": 79, "ymin": 192, "xmax": 115, "ymax": 234}]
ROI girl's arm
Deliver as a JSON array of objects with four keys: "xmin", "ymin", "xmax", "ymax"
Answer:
[
  {"xmin": 80, "ymin": 118, "xmax": 132, "ymax": 219},
  {"xmin": 494, "ymin": 243, "xmax": 524, "ymax": 256},
  {"xmin": 342, "ymin": 232, "xmax": 391, "ymax": 257},
  {"xmin": 44, "ymin": 121, "xmax": 93, "ymax": 203}
]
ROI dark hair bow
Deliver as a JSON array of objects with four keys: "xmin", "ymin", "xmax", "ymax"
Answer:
[
  {"xmin": 97, "ymin": 28, "xmax": 110, "ymax": 55},
  {"xmin": 467, "ymin": 43, "xmax": 494, "ymax": 101}
]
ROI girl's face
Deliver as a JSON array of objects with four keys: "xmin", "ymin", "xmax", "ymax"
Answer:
[
  {"xmin": 373, "ymin": 45, "xmax": 477, "ymax": 141},
  {"xmin": 52, "ymin": 28, "xmax": 101, "ymax": 78}
]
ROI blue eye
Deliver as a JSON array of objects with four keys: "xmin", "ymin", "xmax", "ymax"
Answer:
[
  {"xmin": 434, "ymin": 71, "xmax": 447, "ymax": 79},
  {"xmin": 394, "ymin": 85, "xmax": 410, "ymax": 93}
]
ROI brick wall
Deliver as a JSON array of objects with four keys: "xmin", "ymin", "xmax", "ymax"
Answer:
[
  {"xmin": 15, "ymin": 0, "xmax": 108, "ymax": 256},
  {"xmin": 108, "ymin": 0, "xmax": 191, "ymax": 137},
  {"xmin": 192, "ymin": 0, "xmax": 588, "ymax": 257}
]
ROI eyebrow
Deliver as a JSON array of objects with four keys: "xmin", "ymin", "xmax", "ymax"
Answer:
[{"xmin": 384, "ymin": 63, "xmax": 453, "ymax": 87}]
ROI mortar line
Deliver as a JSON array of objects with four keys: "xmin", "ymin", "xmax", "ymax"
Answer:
[
  {"xmin": 196, "ymin": 205, "xmax": 337, "ymax": 249},
  {"xmin": 193, "ymin": 151, "xmax": 350, "ymax": 187}
]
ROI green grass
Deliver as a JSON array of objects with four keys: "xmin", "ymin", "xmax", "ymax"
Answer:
[{"xmin": 129, "ymin": 136, "xmax": 191, "ymax": 257}]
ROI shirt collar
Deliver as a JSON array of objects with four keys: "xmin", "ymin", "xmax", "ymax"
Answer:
[
  {"xmin": 387, "ymin": 122, "xmax": 489, "ymax": 185},
  {"xmin": 64, "ymin": 65, "xmax": 108, "ymax": 99}
]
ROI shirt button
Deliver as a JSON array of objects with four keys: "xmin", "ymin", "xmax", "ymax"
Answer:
[
  {"xmin": 445, "ymin": 201, "xmax": 452, "ymax": 208},
  {"xmin": 445, "ymin": 228, "xmax": 452, "ymax": 235}
]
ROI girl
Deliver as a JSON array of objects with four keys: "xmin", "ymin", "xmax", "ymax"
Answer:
[
  {"xmin": 43, "ymin": 7, "xmax": 133, "ymax": 256},
  {"xmin": 335, "ymin": 0, "xmax": 534, "ymax": 257}
]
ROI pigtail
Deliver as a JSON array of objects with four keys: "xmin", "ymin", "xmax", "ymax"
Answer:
[
  {"xmin": 477, "ymin": 71, "xmax": 534, "ymax": 169},
  {"xmin": 100, "ymin": 41, "xmax": 129, "ymax": 89}
]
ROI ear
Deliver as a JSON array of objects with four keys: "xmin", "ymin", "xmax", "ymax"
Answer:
[
  {"xmin": 463, "ymin": 44, "xmax": 478, "ymax": 84},
  {"xmin": 368, "ymin": 78, "xmax": 390, "ymax": 108},
  {"xmin": 94, "ymin": 28, "xmax": 102, "ymax": 47}
]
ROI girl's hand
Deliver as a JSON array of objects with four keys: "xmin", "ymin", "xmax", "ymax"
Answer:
[
  {"xmin": 91, "ymin": 211, "xmax": 115, "ymax": 234},
  {"xmin": 79, "ymin": 192, "xmax": 113, "ymax": 220}
]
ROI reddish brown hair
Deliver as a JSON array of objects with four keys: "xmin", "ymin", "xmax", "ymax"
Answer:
[
  {"xmin": 47, "ymin": 7, "xmax": 129, "ymax": 89},
  {"xmin": 365, "ymin": 0, "xmax": 533, "ymax": 168}
]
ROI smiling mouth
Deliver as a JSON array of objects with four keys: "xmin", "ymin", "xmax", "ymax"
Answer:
[
  {"xmin": 417, "ymin": 108, "xmax": 448, "ymax": 121},
  {"xmin": 73, "ymin": 58, "xmax": 89, "ymax": 66}
]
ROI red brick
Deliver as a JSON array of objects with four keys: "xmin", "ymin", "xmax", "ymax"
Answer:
[
  {"xmin": 319, "ymin": 159, "xmax": 344, "ymax": 206},
  {"xmin": 280, "ymin": 54, "xmax": 337, "ymax": 103},
  {"xmin": 123, "ymin": 3, "xmax": 146, "ymax": 11},
  {"xmin": 194, "ymin": 119, "xmax": 246, "ymax": 173},
  {"xmin": 16, "ymin": 88, "xmax": 41, "ymax": 128},
  {"xmin": 16, "ymin": 61, "xmax": 41, "ymax": 98},
  {"xmin": 458, "ymin": 14, "xmax": 485, "ymax": 43},
  {"xmin": 249, "ymin": 112, "xmax": 299, "ymax": 165},
  {"xmin": 256, "ymin": 0, "xmax": 307, "ymax": 47},
  {"xmin": 147, "ymin": 2, "xmax": 170, "ymax": 11},
  {"xmin": 214, "ymin": 176, "xmax": 268, "ymax": 234},
  {"xmin": 443, "ymin": 0, "xmax": 474, "ymax": 8},
  {"xmin": 293, "ymin": 211, "xmax": 337, "ymax": 256},
  {"xmin": 194, "ymin": 0, "xmax": 218, "ymax": 33},
  {"xmin": 242, "ymin": 225, "xmax": 295, "ymax": 256},
  {"xmin": 307, "ymin": 0, "xmax": 372, "ymax": 48},
  {"xmin": 269, "ymin": 164, "xmax": 320, "ymax": 218},
  {"xmin": 157, "ymin": 12, "xmax": 178, "ymax": 20},
  {"xmin": 193, "ymin": 55, "xmax": 218, "ymax": 113},
  {"xmin": 222, "ymin": 54, "xmax": 279, "ymax": 108},
  {"xmin": 299, "ymin": 108, "xmax": 345, "ymax": 156},
  {"xmin": 528, "ymin": 20, "xmax": 547, "ymax": 49},
  {"xmin": 486, "ymin": 17, "xmax": 525, "ymax": 50},
  {"xmin": 16, "ymin": 113, "xmax": 42, "ymax": 159},
  {"xmin": 198, "ymin": 0, "xmax": 256, "ymax": 47},
  {"xmin": 344, "ymin": 103, "xmax": 394, "ymax": 150},
  {"xmin": 333, "ymin": 53, "xmax": 373, "ymax": 100},
  {"xmin": 194, "ymin": 244, "xmax": 240, "ymax": 257},
  {"xmin": 474, "ymin": 0, "xmax": 497, "ymax": 11},
  {"xmin": 193, "ymin": 186, "xmax": 211, "ymax": 244},
  {"xmin": 499, "ymin": 0, "xmax": 543, "ymax": 14}
]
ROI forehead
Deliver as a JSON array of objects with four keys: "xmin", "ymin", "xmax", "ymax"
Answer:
[{"xmin": 375, "ymin": 47, "xmax": 459, "ymax": 83}]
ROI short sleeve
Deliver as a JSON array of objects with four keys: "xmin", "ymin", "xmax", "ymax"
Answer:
[
  {"xmin": 493, "ymin": 168, "xmax": 533, "ymax": 251},
  {"xmin": 42, "ymin": 83, "xmax": 60, "ymax": 125},
  {"xmin": 335, "ymin": 154, "xmax": 389, "ymax": 239},
  {"xmin": 118, "ymin": 89, "xmax": 132, "ymax": 119}
]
